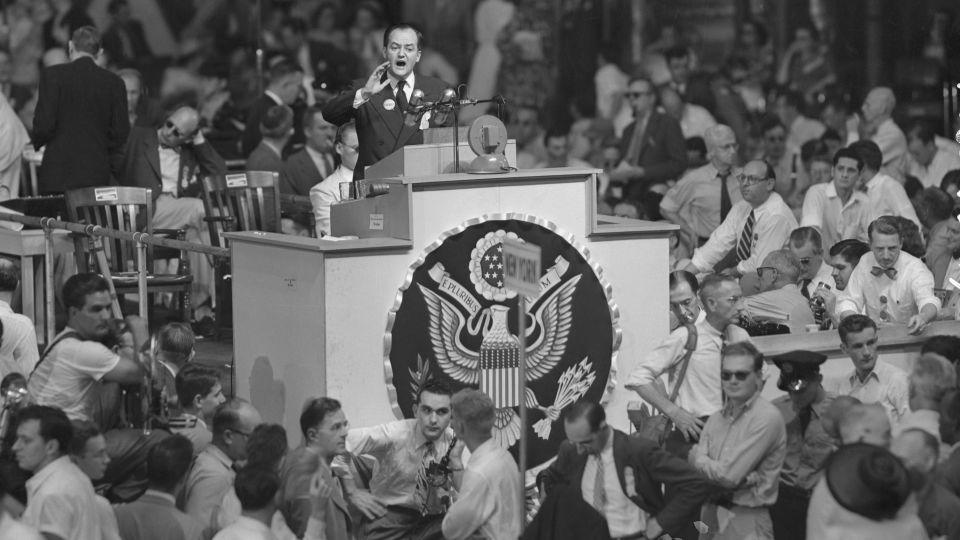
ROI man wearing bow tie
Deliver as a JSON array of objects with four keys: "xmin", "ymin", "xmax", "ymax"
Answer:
[
  {"xmin": 836, "ymin": 216, "xmax": 940, "ymax": 334},
  {"xmin": 322, "ymin": 23, "xmax": 451, "ymax": 180},
  {"xmin": 538, "ymin": 399, "xmax": 716, "ymax": 540}
]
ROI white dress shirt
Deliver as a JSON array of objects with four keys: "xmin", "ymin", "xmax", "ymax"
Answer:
[
  {"xmin": 691, "ymin": 192, "xmax": 798, "ymax": 275},
  {"xmin": 804, "ymin": 261, "xmax": 837, "ymax": 297},
  {"xmin": 353, "ymin": 72, "xmax": 416, "ymax": 108},
  {"xmin": 800, "ymin": 181, "xmax": 871, "ymax": 252},
  {"xmin": 626, "ymin": 313, "xmax": 751, "ymax": 417},
  {"xmin": 863, "ymin": 172, "xmax": 921, "ymax": 229},
  {"xmin": 309, "ymin": 166, "xmax": 352, "ymax": 236},
  {"xmin": 836, "ymin": 251, "xmax": 940, "ymax": 324},
  {"xmin": 158, "ymin": 144, "xmax": 182, "ymax": 195},
  {"xmin": 0, "ymin": 299, "xmax": 38, "ymax": 377},
  {"xmin": 22, "ymin": 456, "xmax": 114, "ymax": 540},
  {"xmin": 823, "ymin": 360, "xmax": 910, "ymax": 430},
  {"xmin": 212, "ymin": 516, "xmax": 278, "ymax": 540},
  {"xmin": 909, "ymin": 136, "xmax": 960, "ymax": 188},
  {"xmin": 581, "ymin": 429, "xmax": 646, "ymax": 537},
  {"xmin": 786, "ymin": 115, "xmax": 826, "ymax": 157},
  {"xmin": 441, "ymin": 438, "xmax": 521, "ymax": 540},
  {"xmin": 660, "ymin": 163, "xmax": 742, "ymax": 240}
]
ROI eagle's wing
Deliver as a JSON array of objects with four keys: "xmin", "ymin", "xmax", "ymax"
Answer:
[
  {"xmin": 419, "ymin": 284, "xmax": 480, "ymax": 384},
  {"xmin": 525, "ymin": 275, "xmax": 580, "ymax": 380}
]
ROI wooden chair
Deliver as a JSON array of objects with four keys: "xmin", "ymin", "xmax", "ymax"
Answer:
[
  {"xmin": 199, "ymin": 171, "xmax": 281, "ymax": 334},
  {"xmin": 65, "ymin": 186, "xmax": 193, "ymax": 322}
]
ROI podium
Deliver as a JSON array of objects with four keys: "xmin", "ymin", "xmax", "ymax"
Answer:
[{"xmin": 226, "ymin": 143, "xmax": 677, "ymax": 457}]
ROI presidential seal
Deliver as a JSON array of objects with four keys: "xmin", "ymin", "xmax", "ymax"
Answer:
[{"xmin": 384, "ymin": 214, "xmax": 619, "ymax": 470}]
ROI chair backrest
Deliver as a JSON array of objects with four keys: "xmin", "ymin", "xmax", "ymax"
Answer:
[
  {"xmin": 201, "ymin": 171, "xmax": 282, "ymax": 246},
  {"xmin": 65, "ymin": 186, "xmax": 154, "ymax": 274}
]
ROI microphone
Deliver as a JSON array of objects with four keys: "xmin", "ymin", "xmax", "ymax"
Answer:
[
  {"xmin": 433, "ymin": 88, "xmax": 458, "ymax": 125},
  {"xmin": 403, "ymin": 89, "xmax": 425, "ymax": 127}
]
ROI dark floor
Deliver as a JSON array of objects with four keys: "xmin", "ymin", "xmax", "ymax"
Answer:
[{"xmin": 193, "ymin": 335, "xmax": 235, "ymax": 397}]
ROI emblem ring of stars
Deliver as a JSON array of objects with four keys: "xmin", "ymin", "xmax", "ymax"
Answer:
[{"xmin": 481, "ymin": 243, "xmax": 505, "ymax": 288}]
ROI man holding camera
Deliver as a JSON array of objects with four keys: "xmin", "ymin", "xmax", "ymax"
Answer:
[{"xmin": 27, "ymin": 273, "xmax": 148, "ymax": 425}]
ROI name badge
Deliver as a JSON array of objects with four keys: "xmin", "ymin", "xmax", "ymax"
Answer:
[
  {"xmin": 94, "ymin": 187, "xmax": 118, "ymax": 201},
  {"xmin": 225, "ymin": 173, "xmax": 248, "ymax": 188},
  {"xmin": 383, "ymin": 98, "xmax": 396, "ymax": 111}
]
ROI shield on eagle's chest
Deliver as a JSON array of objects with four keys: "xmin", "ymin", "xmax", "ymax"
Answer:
[{"xmin": 385, "ymin": 215, "xmax": 619, "ymax": 471}]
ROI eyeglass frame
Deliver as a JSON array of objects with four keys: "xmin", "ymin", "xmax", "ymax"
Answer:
[
  {"xmin": 720, "ymin": 370, "xmax": 754, "ymax": 381},
  {"xmin": 756, "ymin": 266, "xmax": 779, "ymax": 278},
  {"xmin": 738, "ymin": 173, "xmax": 772, "ymax": 187}
]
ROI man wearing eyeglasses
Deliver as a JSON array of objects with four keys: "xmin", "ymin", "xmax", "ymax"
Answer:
[
  {"xmin": 183, "ymin": 398, "xmax": 262, "ymax": 535},
  {"xmin": 689, "ymin": 341, "xmax": 787, "ymax": 540},
  {"xmin": 120, "ymin": 105, "xmax": 225, "ymax": 322},
  {"xmin": 683, "ymin": 160, "xmax": 797, "ymax": 279},
  {"xmin": 744, "ymin": 249, "xmax": 816, "ymax": 334},
  {"xmin": 310, "ymin": 122, "xmax": 359, "ymax": 236},
  {"xmin": 609, "ymin": 76, "xmax": 687, "ymax": 203},
  {"xmin": 787, "ymin": 228, "xmax": 836, "ymax": 298}
]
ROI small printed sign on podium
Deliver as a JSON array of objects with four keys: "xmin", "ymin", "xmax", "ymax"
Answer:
[{"xmin": 502, "ymin": 238, "xmax": 541, "ymax": 297}]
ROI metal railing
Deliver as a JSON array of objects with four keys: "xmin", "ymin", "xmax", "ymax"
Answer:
[{"xmin": 0, "ymin": 212, "xmax": 230, "ymax": 343}]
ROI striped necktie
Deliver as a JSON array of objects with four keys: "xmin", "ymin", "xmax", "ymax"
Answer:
[{"xmin": 736, "ymin": 210, "xmax": 755, "ymax": 262}]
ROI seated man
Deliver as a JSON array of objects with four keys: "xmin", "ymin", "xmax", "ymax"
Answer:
[
  {"xmin": 169, "ymin": 363, "xmax": 226, "ymax": 456},
  {"xmin": 0, "ymin": 257, "xmax": 39, "ymax": 378},
  {"xmin": 837, "ymin": 216, "xmax": 940, "ymax": 333},
  {"xmin": 341, "ymin": 380, "xmax": 457, "ymax": 540},
  {"xmin": 154, "ymin": 322, "xmax": 196, "ymax": 411},
  {"xmin": 309, "ymin": 122, "xmax": 358, "ymax": 237},
  {"xmin": 744, "ymin": 249, "xmax": 816, "ymax": 333},
  {"xmin": 27, "ymin": 273, "xmax": 147, "ymax": 424},
  {"xmin": 688, "ymin": 341, "xmax": 787, "ymax": 540},
  {"xmin": 119, "ymin": 105, "xmax": 225, "ymax": 321}
]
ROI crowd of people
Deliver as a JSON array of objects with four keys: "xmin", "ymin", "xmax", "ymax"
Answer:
[{"xmin": 0, "ymin": 0, "xmax": 959, "ymax": 539}]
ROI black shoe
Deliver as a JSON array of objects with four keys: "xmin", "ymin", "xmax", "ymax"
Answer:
[{"xmin": 191, "ymin": 316, "xmax": 216, "ymax": 339}]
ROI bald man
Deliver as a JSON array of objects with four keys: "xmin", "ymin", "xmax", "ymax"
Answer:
[
  {"xmin": 660, "ymin": 124, "xmax": 742, "ymax": 250},
  {"xmin": 857, "ymin": 87, "xmax": 908, "ymax": 179},
  {"xmin": 743, "ymin": 248, "xmax": 816, "ymax": 333},
  {"xmin": 120, "ymin": 106, "xmax": 225, "ymax": 318}
]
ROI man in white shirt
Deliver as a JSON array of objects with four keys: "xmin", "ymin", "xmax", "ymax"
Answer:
[
  {"xmin": 744, "ymin": 249, "xmax": 816, "ymax": 334},
  {"xmin": 800, "ymin": 147, "xmax": 872, "ymax": 251},
  {"xmin": 533, "ymin": 129, "xmax": 593, "ymax": 169},
  {"xmin": 27, "ymin": 273, "xmax": 147, "ymax": 422},
  {"xmin": 660, "ymin": 86, "xmax": 717, "ymax": 140},
  {"xmin": 837, "ymin": 216, "xmax": 940, "ymax": 333},
  {"xmin": 907, "ymin": 120, "xmax": 960, "ymax": 188},
  {"xmin": 14, "ymin": 405, "xmax": 115, "ymax": 540},
  {"xmin": 0, "ymin": 257, "xmax": 38, "ymax": 377},
  {"xmin": 660, "ymin": 124, "xmax": 742, "ymax": 250},
  {"xmin": 858, "ymin": 86, "xmax": 908, "ymax": 179},
  {"xmin": 683, "ymin": 159, "xmax": 798, "ymax": 278},
  {"xmin": 212, "ymin": 467, "xmax": 281, "ymax": 540},
  {"xmin": 849, "ymin": 140, "xmax": 921, "ymax": 229},
  {"xmin": 442, "ymin": 389, "xmax": 520, "ymax": 540},
  {"xmin": 627, "ymin": 273, "xmax": 749, "ymax": 453},
  {"xmin": 310, "ymin": 122, "xmax": 358, "ymax": 236},
  {"xmin": 823, "ymin": 314, "xmax": 910, "ymax": 429}
]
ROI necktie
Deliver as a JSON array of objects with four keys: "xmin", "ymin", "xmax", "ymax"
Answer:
[
  {"xmin": 797, "ymin": 406, "xmax": 812, "ymax": 435},
  {"xmin": 593, "ymin": 454, "xmax": 607, "ymax": 513},
  {"xmin": 414, "ymin": 441, "xmax": 437, "ymax": 514},
  {"xmin": 799, "ymin": 279, "xmax": 812, "ymax": 299},
  {"xmin": 396, "ymin": 79, "xmax": 408, "ymax": 113},
  {"xmin": 719, "ymin": 170, "xmax": 732, "ymax": 221},
  {"xmin": 736, "ymin": 210, "xmax": 755, "ymax": 262},
  {"xmin": 871, "ymin": 266, "xmax": 898, "ymax": 279}
]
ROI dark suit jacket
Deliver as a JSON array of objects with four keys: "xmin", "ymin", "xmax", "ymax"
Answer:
[
  {"xmin": 539, "ymin": 429, "xmax": 717, "ymax": 538},
  {"xmin": 322, "ymin": 74, "xmax": 451, "ymax": 179},
  {"xmin": 33, "ymin": 56, "xmax": 129, "ymax": 194},
  {"xmin": 119, "ymin": 126, "xmax": 226, "ymax": 199},
  {"xmin": 102, "ymin": 20, "xmax": 152, "ymax": 67},
  {"xmin": 283, "ymin": 147, "xmax": 334, "ymax": 196},
  {"xmin": 618, "ymin": 111, "xmax": 687, "ymax": 199}
]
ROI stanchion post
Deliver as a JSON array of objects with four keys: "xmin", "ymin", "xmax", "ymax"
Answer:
[
  {"xmin": 91, "ymin": 235, "xmax": 123, "ymax": 318},
  {"xmin": 135, "ymin": 236, "xmax": 148, "ymax": 325},
  {"xmin": 41, "ymin": 218, "xmax": 55, "ymax": 345},
  {"xmin": 517, "ymin": 295, "xmax": 528, "ymax": 531}
]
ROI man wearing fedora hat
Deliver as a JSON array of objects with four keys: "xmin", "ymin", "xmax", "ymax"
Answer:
[{"xmin": 768, "ymin": 350, "xmax": 837, "ymax": 540}]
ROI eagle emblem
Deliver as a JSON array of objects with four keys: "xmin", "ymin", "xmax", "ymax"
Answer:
[{"xmin": 385, "ymin": 216, "xmax": 618, "ymax": 467}]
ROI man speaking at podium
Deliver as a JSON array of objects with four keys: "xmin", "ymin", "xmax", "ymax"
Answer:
[{"xmin": 323, "ymin": 23, "xmax": 452, "ymax": 180}]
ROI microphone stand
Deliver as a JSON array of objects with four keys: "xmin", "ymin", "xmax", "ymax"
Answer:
[{"xmin": 406, "ymin": 95, "xmax": 507, "ymax": 174}]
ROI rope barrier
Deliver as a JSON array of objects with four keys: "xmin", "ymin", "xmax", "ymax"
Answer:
[{"xmin": 0, "ymin": 212, "xmax": 231, "ymax": 258}]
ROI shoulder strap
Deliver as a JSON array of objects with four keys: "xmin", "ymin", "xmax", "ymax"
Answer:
[
  {"xmin": 30, "ymin": 331, "xmax": 84, "ymax": 378},
  {"xmin": 667, "ymin": 323, "xmax": 698, "ymax": 402}
]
